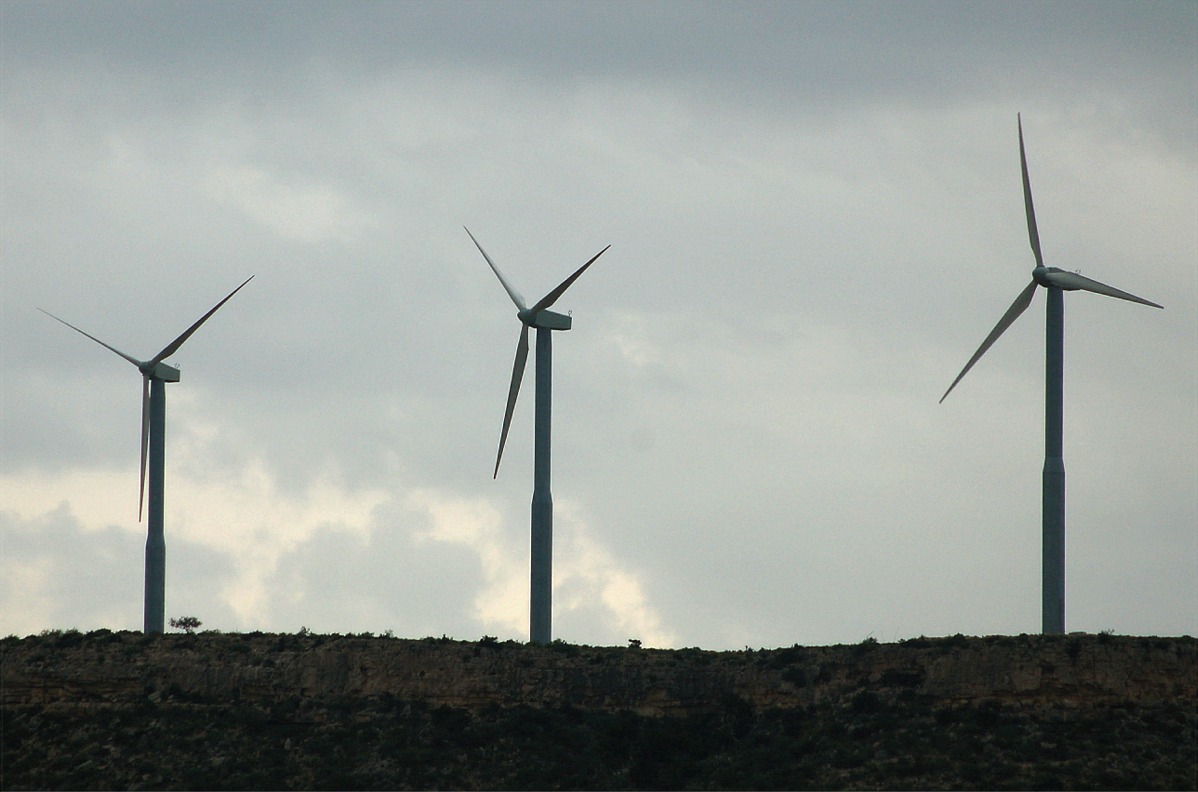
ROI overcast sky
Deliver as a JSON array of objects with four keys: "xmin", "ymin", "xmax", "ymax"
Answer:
[{"xmin": 2, "ymin": 1, "xmax": 1194, "ymax": 648}]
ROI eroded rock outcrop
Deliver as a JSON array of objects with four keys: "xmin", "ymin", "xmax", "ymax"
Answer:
[
  {"xmin": 2, "ymin": 632, "xmax": 1194, "ymax": 790},
  {"xmin": 4, "ymin": 631, "xmax": 1194, "ymax": 714}
]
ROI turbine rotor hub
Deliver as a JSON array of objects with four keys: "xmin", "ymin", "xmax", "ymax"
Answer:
[{"xmin": 1034, "ymin": 266, "xmax": 1082, "ymax": 291}]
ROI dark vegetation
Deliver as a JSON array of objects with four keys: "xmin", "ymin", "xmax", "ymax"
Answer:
[{"xmin": 2, "ymin": 630, "xmax": 1195, "ymax": 790}]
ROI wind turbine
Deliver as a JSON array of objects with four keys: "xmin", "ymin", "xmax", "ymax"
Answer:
[
  {"xmin": 940, "ymin": 115, "xmax": 1161, "ymax": 635},
  {"xmin": 40, "ymin": 275, "xmax": 253, "ymax": 634},
  {"xmin": 466, "ymin": 228, "xmax": 609, "ymax": 645}
]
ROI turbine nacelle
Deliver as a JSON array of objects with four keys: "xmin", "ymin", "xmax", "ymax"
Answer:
[
  {"xmin": 519, "ymin": 308, "xmax": 572, "ymax": 331},
  {"xmin": 142, "ymin": 360, "xmax": 181, "ymax": 382}
]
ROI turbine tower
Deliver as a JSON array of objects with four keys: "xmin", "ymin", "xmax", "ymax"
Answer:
[
  {"xmin": 467, "ymin": 228, "xmax": 609, "ymax": 645},
  {"xmin": 41, "ymin": 276, "xmax": 253, "ymax": 634},
  {"xmin": 940, "ymin": 115, "xmax": 1161, "ymax": 634}
]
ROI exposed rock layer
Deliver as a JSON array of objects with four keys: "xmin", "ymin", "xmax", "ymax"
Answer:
[
  {"xmin": 7, "ymin": 631, "xmax": 1194, "ymax": 713},
  {"xmin": 2, "ymin": 632, "xmax": 1194, "ymax": 790}
]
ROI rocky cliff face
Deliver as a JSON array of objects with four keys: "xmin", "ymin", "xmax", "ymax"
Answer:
[
  {"xmin": 7, "ymin": 631, "xmax": 1193, "ymax": 714},
  {"xmin": 2, "ymin": 631, "xmax": 1195, "ymax": 790}
]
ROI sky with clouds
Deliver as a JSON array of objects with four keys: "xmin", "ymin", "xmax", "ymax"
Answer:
[{"xmin": 2, "ymin": 0, "xmax": 1194, "ymax": 648}]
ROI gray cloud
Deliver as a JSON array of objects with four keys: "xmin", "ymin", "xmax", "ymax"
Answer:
[{"xmin": 1, "ymin": 2, "xmax": 1193, "ymax": 648}]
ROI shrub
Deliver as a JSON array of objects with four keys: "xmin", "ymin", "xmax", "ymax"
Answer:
[{"xmin": 169, "ymin": 616, "xmax": 202, "ymax": 634}]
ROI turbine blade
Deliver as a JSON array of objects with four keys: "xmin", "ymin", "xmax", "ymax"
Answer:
[
  {"xmin": 139, "ymin": 375, "xmax": 149, "ymax": 522},
  {"xmin": 38, "ymin": 308, "xmax": 145, "ymax": 368},
  {"xmin": 940, "ymin": 279, "xmax": 1039, "ymax": 403},
  {"xmin": 529, "ymin": 244, "xmax": 611, "ymax": 315},
  {"xmin": 494, "ymin": 325, "xmax": 529, "ymax": 478},
  {"xmin": 1041, "ymin": 270, "xmax": 1163, "ymax": 309},
  {"xmin": 150, "ymin": 275, "xmax": 254, "ymax": 365},
  {"xmin": 465, "ymin": 227, "xmax": 527, "ymax": 311},
  {"xmin": 1018, "ymin": 114, "xmax": 1044, "ymax": 268}
]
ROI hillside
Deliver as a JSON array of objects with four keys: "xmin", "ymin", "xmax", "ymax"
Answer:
[{"xmin": 2, "ymin": 631, "xmax": 1195, "ymax": 790}]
